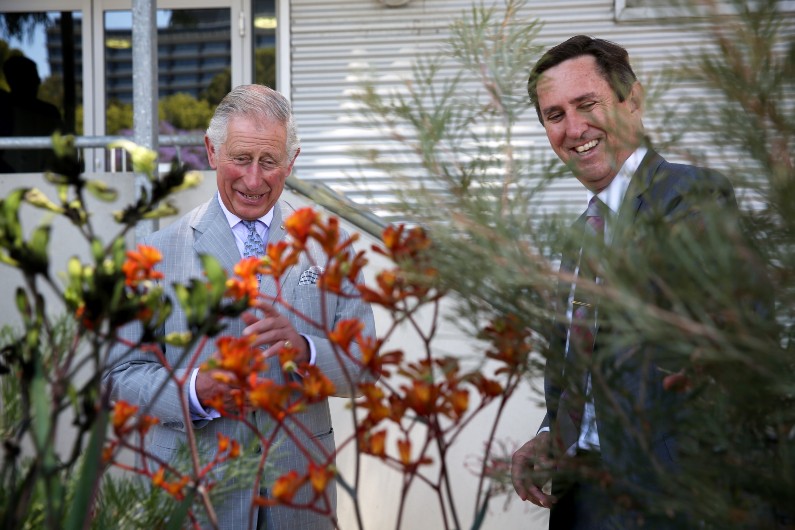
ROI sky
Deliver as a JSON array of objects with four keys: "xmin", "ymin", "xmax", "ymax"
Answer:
[{"xmin": 4, "ymin": 10, "xmax": 172, "ymax": 80}]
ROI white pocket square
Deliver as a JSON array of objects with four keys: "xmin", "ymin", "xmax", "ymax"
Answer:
[{"xmin": 298, "ymin": 266, "xmax": 324, "ymax": 286}]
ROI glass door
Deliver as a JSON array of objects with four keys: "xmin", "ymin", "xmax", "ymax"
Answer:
[
  {"xmin": 2, "ymin": 0, "xmax": 276, "ymax": 173},
  {"xmin": 0, "ymin": 0, "xmax": 88, "ymax": 173},
  {"xmin": 93, "ymin": 0, "xmax": 249, "ymax": 170}
]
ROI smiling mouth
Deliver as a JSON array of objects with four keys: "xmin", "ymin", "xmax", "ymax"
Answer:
[
  {"xmin": 574, "ymin": 139, "xmax": 599, "ymax": 154},
  {"xmin": 239, "ymin": 191, "xmax": 264, "ymax": 200}
]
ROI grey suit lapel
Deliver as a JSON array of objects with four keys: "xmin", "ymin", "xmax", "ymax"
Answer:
[
  {"xmin": 268, "ymin": 201, "xmax": 299, "ymax": 302},
  {"xmin": 190, "ymin": 198, "xmax": 300, "ymax": 301},
  {"xmin": 192, "ymin": 195, "xmax": 241, "ymax": 273}
]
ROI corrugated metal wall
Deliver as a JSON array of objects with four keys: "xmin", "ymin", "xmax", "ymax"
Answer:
[{"xmin": 289, "ymin": 0, "xmax": 793, "ymax": 221}]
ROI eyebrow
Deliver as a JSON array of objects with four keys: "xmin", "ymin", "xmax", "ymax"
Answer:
[
  {"xmin": 570, "ymin": 92, "xmax": 599, "ymax": 105},
  {"xmin": 541, "ymin": 92, "xmax": 599, "ymax": 118}
]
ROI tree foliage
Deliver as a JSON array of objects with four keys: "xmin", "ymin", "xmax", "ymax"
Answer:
[
  {"xmin": 159, "ymin": 92, "xmax": 215, "ymax": 131},
  {"xmin": 351, "ymin": 0, "xmax": 794, "ymax": 527}
]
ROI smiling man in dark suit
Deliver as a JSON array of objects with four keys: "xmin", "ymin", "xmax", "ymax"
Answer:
[
  {"xmin": 105, "ymin": 84, "xmax": 375, "ymax": 529},
  {"xmin": 510, "ymin": 36, "xmax": 739, "ymax": 529}
]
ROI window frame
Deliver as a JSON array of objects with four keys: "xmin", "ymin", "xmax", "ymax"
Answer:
[{"xmin": 615, "ymin": 0, "xmax": 795, "ymax": 22}]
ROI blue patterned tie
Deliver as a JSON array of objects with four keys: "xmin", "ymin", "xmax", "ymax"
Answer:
[
  {"xmin": 242, "ymin": 220, "xmax": 264, "ymax": 284},
  {"xmin": 242, "ymin": 220, "xmax": 264, "ymax": 258}
]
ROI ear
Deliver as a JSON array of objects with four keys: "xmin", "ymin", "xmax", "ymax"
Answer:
[
  {"xmin": 204, "ymin": 135, "xmax": 217, "ymax": 169},
  {"xmin": 286, "ymin": 148, "xmax": 300, "ymax": 175},
  {"xmin": 628, "ymin": 81, "xmax": 644, "ymax": 114}
]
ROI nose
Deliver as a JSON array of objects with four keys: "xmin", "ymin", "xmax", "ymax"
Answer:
[
  {"xmin": 240, "ymin": 165, "xmax": 264, "ymax": 189},
  {"xmin": 565, "ymin": 114, "xmax": 588, "ymax": 140}
]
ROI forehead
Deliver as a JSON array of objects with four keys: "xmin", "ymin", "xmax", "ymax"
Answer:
[
  {"xmin": 537, "ymin": 55, "xmax": 612, "ymax": 104},
  {"xmin": 223, "ymin": 115, "xmax": 288, "ymax": 152}
]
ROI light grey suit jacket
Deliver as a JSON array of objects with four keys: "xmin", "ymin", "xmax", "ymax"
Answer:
[{"xmin": 104, "ymin": 195, "xmax": 376, "ymax": 529}]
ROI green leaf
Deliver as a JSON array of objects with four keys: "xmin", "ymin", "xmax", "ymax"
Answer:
[
  {"xmin": 67, "ymin": 256, "xmax": 82, "ymax": 280},
  {"xmin": 164, "ymin": 487, "xmax": 195, "ymax": 530},
  {"xmin": 51, "ymin": 131, "xmax": 77, "ymax": 159},
  {"xmin": 108, "ymin": 139, "xmax": 157, "ymax": 176},
  {"xmin": 142, "ymin": 200, "xmax": 179, "ymax": 220},
  {"xmin": 57, "ymin": 184, "xmax": 69, "ymax": 203},
  {"xmin": 29, "ymin": 224, "xmax": 52, "ymax": 268},
  {"xmin": 85, "ymin": 179, "xmax": 119, "ymax": 202},
  {"xmin": 111, "ymin": 237, "xmax": 127, "ymax": 267},
  {"xmin": 173, "ymin": 284, "xmax": 192, "ymax": 323},
  {"xmin": 199, "ymin": 254, "xmax": 228, "ymax": 305},
  {"xmin": 91, "ymin": 238, "xmax": 105, "ymax": 262},
  {"xmin": 171, "ymin": 170, "xmax": 203, "ymax": 192},
  {"xmin": 148, "ymin": 293, "xmax": 172, "ymax": 329},
  {"xmin": 15, "ymin": 287, "xmax": 31, "ymax": 323},
  {"xmin": 63, "ymin": 408, "xmax": 108, "ymax": 530},
  {"xmin": 186, "ymin": 279, "xmax": 208, "ymax": 328},
  {"xmin": 471, "ymin": 489, "xmax": 491, "ymax": 530},
  {"xmin": 164, "ymin": 331, "xmax": 192, "ymax": 347},
  {"xmin": 31, "ymin": 362, "xmax": 50, "ymax": 453},
  {"xmin": 24, "ymin": 188, "xmax": 64, "ymax": 213},
  {"xmin": 0, "ymin": 251, "xmax": 20, "ymax": 267},
  {"xmin": 1, "ymin": 188, "xmax": 25, "ymax": 246}
]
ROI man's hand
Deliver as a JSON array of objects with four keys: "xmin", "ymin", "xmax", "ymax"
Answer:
[
  {"xmin": 242, "ymin": 300, "xmax": 310, "ymax": 364},
  {"xmin": 195, "ymin": 370, "xmax": 246, "ymax": 412},
  {"xmin": 511, "ymin": 431, "xmax": 557, "ymax": 508}
]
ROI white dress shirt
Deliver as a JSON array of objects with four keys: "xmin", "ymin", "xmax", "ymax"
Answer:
[{"xmin": 572, "ymin": 146, "xmax": 646, "ymax": 452}]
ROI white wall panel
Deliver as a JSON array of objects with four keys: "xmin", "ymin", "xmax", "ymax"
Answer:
[{"xmin": 289, "ymin": 0, "xmax": 794, "ymax": 222}]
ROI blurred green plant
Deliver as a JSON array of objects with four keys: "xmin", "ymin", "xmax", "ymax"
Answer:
[
  {"xmin": 351, "ymin": 0, "xmax": 794, "ymax": 527},
  {"xmin": 0, "ymin": 133, "xmax": 209, "ymax": 529}
]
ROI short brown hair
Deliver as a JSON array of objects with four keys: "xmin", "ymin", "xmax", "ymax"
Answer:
[{"xmin": 527, "ymin": 35, "xmax": 638, "ymax": 123}]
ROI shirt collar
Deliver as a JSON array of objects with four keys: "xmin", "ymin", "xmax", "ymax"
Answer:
[
  {"xmin": 216, "ymin": 192, "xmax": 274, "ymax": 228},
  {"xmin": 586, "ymin": 146, "xmax": 648, "ymax": 215}
]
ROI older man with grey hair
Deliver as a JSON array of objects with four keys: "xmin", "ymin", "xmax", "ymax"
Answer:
[{"xmin": 104, "ymin": 84, "xmax": 375, "ymax": 529}]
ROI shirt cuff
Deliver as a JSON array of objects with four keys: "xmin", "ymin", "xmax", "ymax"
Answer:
[
  {"xmin": 301, "ymin": 334, "xmax": 317, "ymax": 366},
  {"xmin": 189, "ymin": 368, "xmax": 221, "ymax": 421}
]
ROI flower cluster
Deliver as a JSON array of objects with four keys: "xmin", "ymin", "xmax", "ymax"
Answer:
[
  {"xmin": 480, "ymin": 314, "xmax": 534, "ymax": 375},
  {"xmin": 103, "ymin": 400, "xmax": 159, "ymax": 464},
  {"xmin": 286, "ymin": 207, "xmax": 367, "ymax": 294},
  {"xmin": 359, "ymin": 224, "xmax": 440, "ymax": 308},
  {"xmin": 225, "ymin": 257, "xmax": 264, "ymax": 305},
  {"xmin": 102, "ymin": 208, "xmax": 531, "ymax": 524},
  {"xmin": 122, "ymin": 244, "xmax": 165, "ymax": 288},
  {"xmin": 200, "ymin": 332, "xmax": 336, "ymax": 420},
  {"xmin": 254, "ymin": 462, "xmax": 336, "ymax": 506}
]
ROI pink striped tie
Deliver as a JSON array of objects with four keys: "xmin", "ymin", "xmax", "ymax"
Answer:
[{"xmin": 561, "ymin": 196, "xmax": 606, "ymax": 430}]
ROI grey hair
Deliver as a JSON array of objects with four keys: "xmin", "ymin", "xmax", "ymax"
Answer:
[{"xmin": 206, "ymin": 84, "xmax": 300, "ymax": 160}]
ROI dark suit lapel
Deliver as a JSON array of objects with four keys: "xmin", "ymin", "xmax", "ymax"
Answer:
[{"xmin": 612, "ymin": 148, "xmax": 665, "ymax": 247}]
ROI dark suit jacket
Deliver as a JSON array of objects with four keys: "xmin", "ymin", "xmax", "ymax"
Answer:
[{"xmin": 539, "ymin": 148, "xmax": 738, "ymax": 494}]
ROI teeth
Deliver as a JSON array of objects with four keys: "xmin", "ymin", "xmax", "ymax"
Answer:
[
  {"xmin": 242, "ymin": 193, "xmax": 262, "ymax": 200},
  {"xmin": 575, "ymin": 139, "xmax": 598, "ymax": 153}
]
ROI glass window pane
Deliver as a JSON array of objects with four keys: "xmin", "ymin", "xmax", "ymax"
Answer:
[
  {"xmin": 252, "ymin": 0, "xmax": 276, "ymax": 88},
  {"xmin": 0, "ymin": 11, "xmax": 83, "ymax": 173},
  {"xmin": 103, "ymin": 8, "xmax": 232, "ymax": 170}
]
